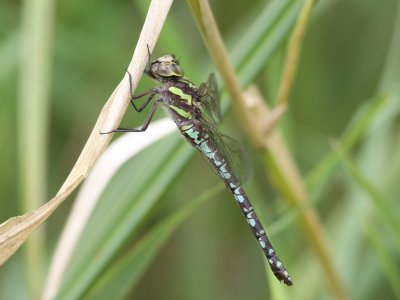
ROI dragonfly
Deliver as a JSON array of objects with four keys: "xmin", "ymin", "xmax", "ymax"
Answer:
[{"xmin": 102, "ymin": 51, "xmax": 293, "ymax": 286}]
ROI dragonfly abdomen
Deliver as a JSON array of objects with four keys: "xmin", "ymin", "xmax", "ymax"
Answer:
[
  {"xmin": 182, "ymin": 124, "xmax": 292, "ymax": 286},
  {"xmin": 231, "ymin": 187, "xmax": 293, "ymax": 286}
]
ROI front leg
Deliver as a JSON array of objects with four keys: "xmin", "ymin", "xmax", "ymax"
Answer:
[
  {"xmin": 130, "ymin": 90, "xmax": 158, "ymax": 112},
  {"xmin": 126, "ymin": 70, "xmax": 159, "ymax": 112},
  {"xmin": 101, "ymin": 100, "xmax": 161, "ymax": 134}
]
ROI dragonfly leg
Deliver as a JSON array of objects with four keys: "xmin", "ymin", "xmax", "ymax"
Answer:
[
  {"xmin": 130, "ymin": 90, "xmax": 157, "ymax": 112},
  {"xmin": 101, "ymin": 100, "xmax": 160, "ymax": 134},
  {"xmin": 143, "ymin": 44, "xmax": 155, "ymax": 79},
  {"xmin": 146, "ymin": 44, "xmax": 151, "ymax": 72},
  {"xmin": 126, "ymin": 70, "xmax": 158, "ymax": 112}
]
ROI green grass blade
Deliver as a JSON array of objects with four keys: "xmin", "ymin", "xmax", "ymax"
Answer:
[
  {"xmin": 83, "ymin": 185, "xmax": 223, "ymax": 300},
  {"xmin": 365, "ymin": 225, "xmax": 400, "ymax": 299},
  {"xmin": 55, "ymin": 134, "xmax": 192, "ymax": 300},
  {"xmin": 231, "ymin": 0, "xmax": 303, "ymax": 86},
  {"xmin": 306, "ymin": 94, "xmax": 391, "ymax": 196},
  {"xmin": 333, "ymin": 141, "xmax": 400, "ymax": 247},
  {"xmin": 18, "ymin": 0, "xmax": 54, "ymax": 297},
  {"xmin": 379, "ymin": 2, "xmax": 400, "ymax": 91}
]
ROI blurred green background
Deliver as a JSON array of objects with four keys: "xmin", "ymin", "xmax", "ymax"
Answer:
[{"xmin": 1, "ymin": 0, "xmax": 400, "ymax": 299}]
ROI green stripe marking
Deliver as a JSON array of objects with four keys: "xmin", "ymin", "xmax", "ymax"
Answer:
[
  {"xmin": 168, "ymin": 86, "xmax": 192, "ymax": 105},
  {"xmin": 169, "ymin": 105, "xmax": 192, "ymax": 119}
]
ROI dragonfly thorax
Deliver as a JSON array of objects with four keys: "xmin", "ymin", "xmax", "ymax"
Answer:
[{"xmin": 149, "ymin": 54, "xmax": 184, "ymax": 81}]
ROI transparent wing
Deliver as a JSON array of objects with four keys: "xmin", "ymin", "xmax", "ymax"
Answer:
[
  {"xmin": 220, "ymin": 134, "xmax": 253, "ymax": 184},
  {"xmin": 199, "ymin": 113, "xmax": 253, "ymax": 185},
  {"xmin": 198, "ymin": 73, "xmax": 222, "ymax": 123}
]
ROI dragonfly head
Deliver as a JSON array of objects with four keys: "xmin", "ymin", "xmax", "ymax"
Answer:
[{"xmin": 149, "ymin": 54, "xmax": 184, "ymax": 80}]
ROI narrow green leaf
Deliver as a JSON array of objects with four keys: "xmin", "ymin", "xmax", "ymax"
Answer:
[
  {"xmin": 379, "ymin": 2, "xmax": 400, "ymax": 91},
  {"xmin": 232, "ymin": 0, "xmax": 304, "ymax": 86},
  {"xmin": 84, "ymin": 185, "xmax": 223, "ymax": 300},
  {"xmin": 56, "ymin": 134, "xmax": 193, "ymax": 300},
  {"xmin": 365, "ymin": 225, "xmax": 400, "ymax": 299},
  {"xmin": 306, "ymin": 94, "xmax": 390, "ymax": 196},
  {"xmin": 332, "ymin": 141, "xmax": 400, "ymax": 247}
]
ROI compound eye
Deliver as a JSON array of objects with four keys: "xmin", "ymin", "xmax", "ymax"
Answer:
[
  {"xmin": 150, "ymin": 54, "xmax": 183, "ymax": 78},
  {"xmin": 158, "ymin": 63, "xmax": 183, "ymax": 77}
]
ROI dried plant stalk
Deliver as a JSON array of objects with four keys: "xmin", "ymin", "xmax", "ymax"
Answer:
[{"xmin": 0, "ymin": 0, "xmax": 174, "ymax": 267}]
